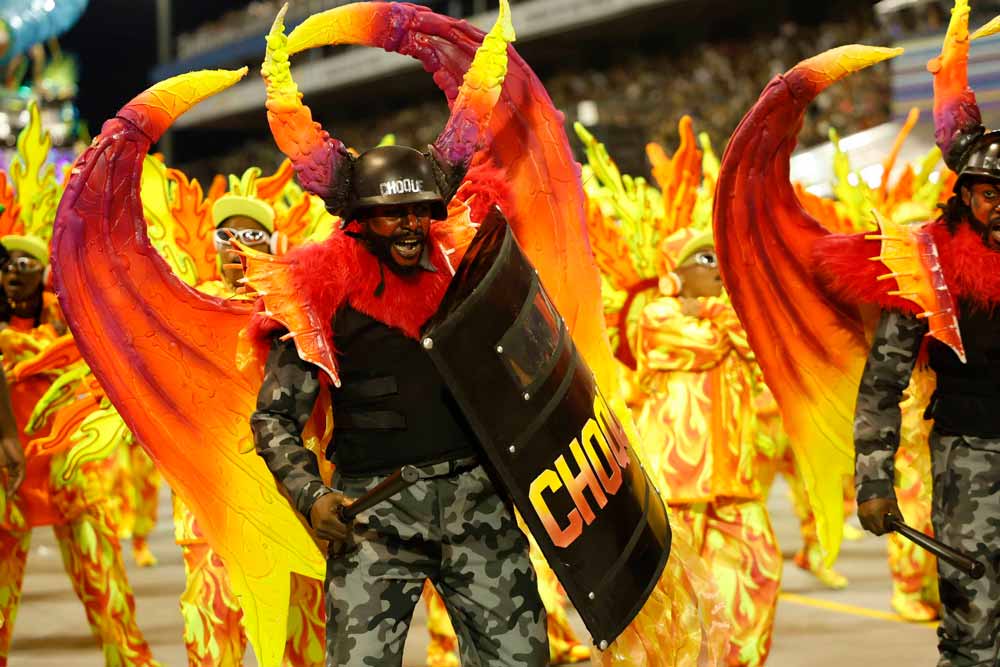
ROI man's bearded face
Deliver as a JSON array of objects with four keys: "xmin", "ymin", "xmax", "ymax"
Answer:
[
  {"xmin": 360, "ymin": 202, "xmax": 432, "ymax": 270},
  {"xmin": 962, "ymin": 181, "xmax": 1000, "ymax": 250}
]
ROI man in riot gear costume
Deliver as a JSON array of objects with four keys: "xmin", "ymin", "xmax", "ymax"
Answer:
[{"xmin": 247, "ymin": 6, "xmax": 553, "ymax": 665}]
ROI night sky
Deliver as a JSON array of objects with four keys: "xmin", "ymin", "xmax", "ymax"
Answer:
[{"xmin": 58, "ymin": 0, "xmax": 250, "ymax": 136}]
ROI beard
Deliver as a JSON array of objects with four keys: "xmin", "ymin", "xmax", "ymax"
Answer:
[
  {"xmin": 969, "ymin": 213, "xmax": 1000, "ymax": 250},
  {"xmin": 363, "ymin": 228, "xmax": 425, "ymax": 273}
]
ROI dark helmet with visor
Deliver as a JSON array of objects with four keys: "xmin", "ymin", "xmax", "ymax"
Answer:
[{"xmin": 348, "ymin": 146, "xmax": 449, "ymax": 221}]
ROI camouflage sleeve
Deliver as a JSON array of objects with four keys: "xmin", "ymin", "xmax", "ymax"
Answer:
[
  {"xmin": 250, "ymin": 336, "xmax": 331, "ymax": 522},
  {"xmin": 854, "ymin": 309, "xmax": 927, "ymax": 504}
]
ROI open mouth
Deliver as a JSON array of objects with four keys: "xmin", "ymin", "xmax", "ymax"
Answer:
[
  {"xmin": 989, "ymin": 221, "xmax": 1000, "ymax": 248},
  {"xmin": 392, "ymin": 237, "xmax": 423, "ymax": 260}
]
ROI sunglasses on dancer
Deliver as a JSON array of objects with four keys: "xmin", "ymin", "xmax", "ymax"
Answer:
[
  {"xmin": 213, "ymin": 228, "xmax": 271, "ymax": 251},
  {"xmin": 3, "ymin": 256, "xmax": 44, "ymax": 274}
]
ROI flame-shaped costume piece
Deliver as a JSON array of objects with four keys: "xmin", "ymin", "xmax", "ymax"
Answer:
[
  {"xmin": 714, "ymin": 45, "xmax": 903, "ymax": 563},
  {"xmin": 52, "ymin": 67, "xmax": 331, "ymax": 667},
  {"xmin": 931, "ymin": 0, "xmax": 982, "ymax": 165}
]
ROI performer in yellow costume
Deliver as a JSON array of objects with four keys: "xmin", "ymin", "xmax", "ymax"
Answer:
[
  {"xmin": 141, "ymin": 157, "xmax": 329, "ymax": 667},
  {"xmin": 114, "ymin": 438, "xmax": 161, "ymax": 567},
  {"xmin": 0, "ymin": 104, "xmax": 159, "ymax": 667},
  {"xmin": 578, "ymin": 118, "xmax": 779, "ymax": 667},
  {"xmin": 635, "ymin": 234, "xmax": 781, "ymax": 667}
]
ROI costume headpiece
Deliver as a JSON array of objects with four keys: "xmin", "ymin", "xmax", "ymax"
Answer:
[
  {"xmin": 1, "ymin": 101, "xmax": 64, "ymax": 266},
  {"xmin": 575, "ymin": 116, "xmax": 716, "ymax": 368},
  {"xmin": 212, "ymin": 166, "xmax": 276, "ymax": 231},
  {"xmin": 260, "ymin": 0, "xmax": 514, "ymax": 219},
  {"xmin": 930, "ymin": 0, "xmax": 1000, "ymax": 186}
]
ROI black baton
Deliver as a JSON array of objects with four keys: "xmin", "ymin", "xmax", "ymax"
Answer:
[
  {"xmin": 885, "ymin": 514, "xmax": 986, "ymax": 580},
  {"xmin": 338, "ymin": 465, "xmax": 421, "ymax": 522}
]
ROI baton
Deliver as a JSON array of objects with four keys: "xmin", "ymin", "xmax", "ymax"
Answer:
[
  {"xmin": 885, "ymin": 514, "xmax": 986, "ymax": 580},
  {"xmin": 338, "ymin": 465, "xmax": 421, "ymax": 522}
]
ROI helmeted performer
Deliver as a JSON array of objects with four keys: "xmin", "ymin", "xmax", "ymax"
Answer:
[
  {"xmin": 246, "ymin": 6, "xmax": 554, "ymax": 662},
  {"xmin": 714, "ymin": 1, "xmax": 1000, "ymax": 663},
  {"xmin": 51, "ymin": 2, "xmax": 724, "ymax": 667},
  {"xmin": 0, "ymin": 103, "xmax": 159, "ymax": 667}
]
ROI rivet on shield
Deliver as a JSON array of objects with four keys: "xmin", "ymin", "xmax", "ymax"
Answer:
[
  {"xmin": 599, "ymin": 640, "xmax": 608, "ymax": 651},
  {"xmin": 588, "ymin": 591, "xmax": 595, "ymax": 600},
  {"xmin": 496, "ymin": 345, "xmax": 504, "ymax": 353},
  {"xmin": 523, "ymin": 392, "xmax": 531, "ymax": 401},
  {"xmin": 508, "ymin": 445, "xmax": 516, "ymax": 454},
  {"xmin": 422, "ymin": 337, "xmax": 434, "ymax": 350}
]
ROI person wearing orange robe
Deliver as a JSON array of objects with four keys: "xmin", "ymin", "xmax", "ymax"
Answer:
[
  {"xmin": 635, "ymin": 228, "xmax": 781, "ymax": 667},
  {"xmin": 0, "ymin": 237, "xmax": 159, "ymax": 667},
  {"xmin": 168, "ymin": 169, "xmax": 326, "ymax": 667}
]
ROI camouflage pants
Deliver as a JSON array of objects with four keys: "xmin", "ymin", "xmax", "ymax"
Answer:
[
  {"xmin": 325, "ymin": 458, "xmax": 549, "ymax": 667},
  {"xmin": 930, "ymin": 432, "xmax": 1000, "ymax": 667}
]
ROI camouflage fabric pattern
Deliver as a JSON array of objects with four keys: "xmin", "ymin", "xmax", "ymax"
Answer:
[
  {"xmin": 930, "ymin": 432, "xmax": 1000, "ymax": 667},
  {"xmin": 251, "ymin": 337, "xmax": 331, "ymax": 520},
  {"xmin": 325, "ymin": 459, "xmax": 548, "ymax": 667},
  {"xmin": 854, "ymin": 309, "xmax": 927, "ymax": 504}
]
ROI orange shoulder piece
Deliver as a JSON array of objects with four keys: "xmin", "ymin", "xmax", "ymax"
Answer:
[
  {"xmin": 869, "ymin": 211, "xmax": 964, "ymax": 361},
  {"xmin": 239, "ymin": 244, "xmax": 340, "ymax": 386}
]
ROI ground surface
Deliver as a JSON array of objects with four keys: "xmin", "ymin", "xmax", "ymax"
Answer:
[{"xmin": 10, "ymin": 478, "xmax": 939, "ymax": 666}]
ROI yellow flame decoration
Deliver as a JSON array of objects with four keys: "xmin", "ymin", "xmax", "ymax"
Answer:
[
  {"xmin": 142, "ymin": 156, "xmax": 202, "ymax": 286},
  {"xmin": 11, "ymin": 101, "xmax": 60, "ymax": 241}
]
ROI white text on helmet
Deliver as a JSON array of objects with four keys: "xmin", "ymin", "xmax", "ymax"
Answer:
[{"xmin": 379, "ymin": 179, "xmax": 425, "ymax": 197}]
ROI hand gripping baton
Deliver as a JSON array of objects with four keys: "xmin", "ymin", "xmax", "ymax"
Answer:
[
  {"xmin": 338, "ymin": 465, "xmax": 421, "ymax": 522},
  {"xmin": 885, "ymin": 514, "xmax": 986, "ymax": 580}
]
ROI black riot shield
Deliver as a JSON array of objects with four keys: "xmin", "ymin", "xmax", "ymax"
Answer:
[{"xmin": 421, "ymin": 209, "xmax": 671, "ymax": 649}]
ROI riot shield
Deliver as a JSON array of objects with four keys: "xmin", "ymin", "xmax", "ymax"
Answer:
[{"xmin": 421, "ymin": 208, "xmax": 671, "ymax": 649}]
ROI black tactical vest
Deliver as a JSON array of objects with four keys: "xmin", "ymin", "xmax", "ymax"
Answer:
[
  {"xmin": 927, "ymin": 299, "xmax": 1000, "ymax": 437},
  {"xmin": 327, "ymin": 306, "xmax": 478, "ymax": 476}
]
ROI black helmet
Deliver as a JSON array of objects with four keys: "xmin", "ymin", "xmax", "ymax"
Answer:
[
  {"xmin": 951, "ymin": 129, "xmax": 1000, "ymax": 192},
  {"xmin": 348, "ymin": 145, "xmax": 448, "ymax": 220}
]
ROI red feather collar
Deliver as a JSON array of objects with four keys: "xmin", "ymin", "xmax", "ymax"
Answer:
[
  {"xmin": 812, "ymin": 218, "xmax": 1000, "ymax": 312},
  {"xmin": 289, "ymin": 226, "xmax": 454, "ymax": 341}
]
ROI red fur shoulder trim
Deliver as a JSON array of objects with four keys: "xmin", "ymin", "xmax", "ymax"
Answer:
[
  {"xmin": 932, "ymin": 221, "xmax": 1000, "ymax": 307},
  {"xmin": 247, "ymin": 228, "xmax": 454, "ymax": 355},
  {"xmin": 811, "ymin": 232, "xmax": 919, "ymax": 314}
]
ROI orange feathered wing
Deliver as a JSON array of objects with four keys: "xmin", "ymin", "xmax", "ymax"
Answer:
[
  {"xmin": 714, "ymin": 45, "xmax": 902, "ymax": 563},
  {"xmin": 51, "ymin": 68, "xmax": 327, "ymax": 667}
]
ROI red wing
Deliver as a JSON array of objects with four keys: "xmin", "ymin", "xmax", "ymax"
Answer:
[
  {"xmin": 52, "ymin": 69, "xmax": 326, "ymax": 667},
  {"xmin": 715, "ymin": 45, "xmax": 901, "ymax": 562}
]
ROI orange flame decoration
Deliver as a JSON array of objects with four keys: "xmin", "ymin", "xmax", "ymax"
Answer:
[
  {"xmin": 647, "ymin": 116, "xmax": 702, "ymax": 239},
  {"xmin": 0, "ymin": 172, "xmax": 22, "ymax": 237},
  {"xmin": 715, "ymin": 45, "xmax": 903, "ymax": 565},
  {"xmin": 929, "ymin": 0, "xmax": 980, "ymax": 161}
]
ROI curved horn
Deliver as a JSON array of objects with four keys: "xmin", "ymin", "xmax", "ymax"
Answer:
[
  {"xmin": 279, "ymin": 1, "xmax": 514, "ymax": 203},
  {"xmin": 261, "ymin": 4, "xmax": 353, "ymax": 210},
  {"xmin": 430, "ymin": 0, "xmax": 515, "ymax": 176},
  {"xmin": 118, "ymin": 68, "xmax": 247, "ymax": 143},
  {"xmin": 929, "ymin": 0, "xmax": 983, "ymax": 168}
]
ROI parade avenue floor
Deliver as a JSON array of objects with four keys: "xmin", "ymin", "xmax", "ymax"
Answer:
[{"xmin": 11, "ymin": 478, "xmax": 938, "ymax": 666}]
